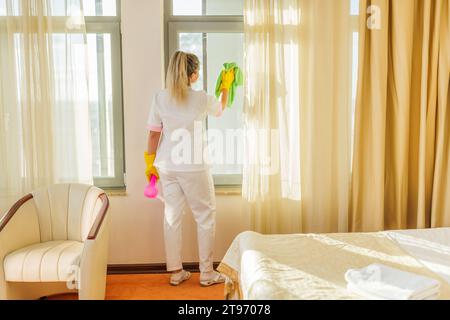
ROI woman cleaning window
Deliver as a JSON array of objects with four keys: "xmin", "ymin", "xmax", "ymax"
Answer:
[{"xmin": 145, "ymin": 51, "xmax": 234, "ymax": 286}]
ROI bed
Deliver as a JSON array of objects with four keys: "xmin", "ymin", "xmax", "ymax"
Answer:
[{"xmin": 217, "ymin": 228, "xmax": 450, "ymax": 300}]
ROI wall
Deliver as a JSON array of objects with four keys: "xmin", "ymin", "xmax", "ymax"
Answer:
[{"xmin": 108, "ymin": 0, "xmax": 248, "ymax": 265}]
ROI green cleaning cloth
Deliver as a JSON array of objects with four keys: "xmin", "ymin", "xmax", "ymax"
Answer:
[{"xmin": 215, "ymin": 62, "xmax": 244, "ymax": 107}]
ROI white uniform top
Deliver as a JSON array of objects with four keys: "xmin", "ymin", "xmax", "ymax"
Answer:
[{"xmin": 147, "ymin": 88, "xmax": 223, "ymax": 172}]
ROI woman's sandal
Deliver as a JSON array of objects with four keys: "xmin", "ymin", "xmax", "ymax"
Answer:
[
  {"xmin": 170, "ymin": 270, "xmax": 192, "ymax": 286},
  {"xmin": 200, "ymin": 271, "xmax": 226, "ymax": 287}
]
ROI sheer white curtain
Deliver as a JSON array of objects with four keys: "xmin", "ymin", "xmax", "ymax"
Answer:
[
  {"xmin": 0, "ymin": 0, "xmax": 93, "ymax": 213},
  {"xmin": 243, "ymin": 0, "xmax": 354, "ymax": 234}
]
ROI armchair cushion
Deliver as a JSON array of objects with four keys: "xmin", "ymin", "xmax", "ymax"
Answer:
[
  {"xmin": 32, "ymin": 184, "xmax": 105, "ymax": 242},
  {"xmin": 4, "ymin": 241, "xmax": 83, "ymax": 282}
]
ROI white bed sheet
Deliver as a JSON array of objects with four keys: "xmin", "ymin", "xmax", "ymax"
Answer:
[
  {"xmin": 220, "ymin": 228, "xmax": 450, "ymax": 300},
  {"xmin": 385, "ymin": 228, "xmax": 450, "ymax": 285}
]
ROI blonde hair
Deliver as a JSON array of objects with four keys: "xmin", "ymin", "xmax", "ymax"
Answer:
[{"xmin": 166, "ymin": 51, "xmax": 200, "ymax": 103}]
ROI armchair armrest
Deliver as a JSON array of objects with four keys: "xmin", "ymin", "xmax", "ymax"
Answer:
[
  {"xmin": 0, "ymin": 194, "xmax": 34, "ymax": 233},
  {"xmin": 0, "ymin": 194, "xmax": 41, "ymax": 299},
  {"xmin": 0, "ymin": 194, "xmax": 40, "ymax": 251},
  {"xmin": 79, "ymin": 193, "xmax": 110, "ymax": 300},
  {"xmin": 87, "ymin": 194, "xmax": 109, "ymax": 240}
]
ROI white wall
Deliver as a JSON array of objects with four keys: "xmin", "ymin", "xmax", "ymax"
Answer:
[{"xmin": 108, "ymin": 0, "xmax": 248, "ymax": 265}]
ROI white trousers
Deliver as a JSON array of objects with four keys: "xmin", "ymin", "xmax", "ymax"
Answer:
[{"xmin": 158, "ymin": 169, "xmax": 216, "ymax": 273}]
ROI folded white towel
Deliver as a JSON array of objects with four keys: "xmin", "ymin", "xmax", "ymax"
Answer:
[{"xmin": 345, "ymin": 264, "xmax": 441, "ymax": 300}]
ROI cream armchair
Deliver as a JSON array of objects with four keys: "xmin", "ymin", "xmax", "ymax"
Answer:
[{"xmin": 0, "ymin": 184, "xmax": 110, "ymax": 300}]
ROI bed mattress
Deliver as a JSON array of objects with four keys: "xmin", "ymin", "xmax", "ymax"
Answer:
[{"xmin": 217, "ymin": 228, "xmax": 450, "ymax": 300}]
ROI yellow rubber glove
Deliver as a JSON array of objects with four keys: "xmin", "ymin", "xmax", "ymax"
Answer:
[
  {"xmin": 144, "ymin": 152, "xmax": 159, "ymax": 182},
  {"xmin": 220, "ymin": 69, "xmax": 235, "ymax": 91}
]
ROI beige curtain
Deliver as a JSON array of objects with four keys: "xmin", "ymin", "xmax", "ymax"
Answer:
[
  {"xmin": 0, "ymin": 0, "xmax": 93, "ymax": 214},
  {"xmin": 243, "ymin": 0, "xmax": 355, "ymax": 234},
  {"xmin": 350, "ymin": 0, "xmax": 450, "ymax": 231}
]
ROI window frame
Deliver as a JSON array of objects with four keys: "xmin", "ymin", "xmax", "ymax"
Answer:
[
  {"xmin": 165, "ymin": 0, "xmax": 244, "ymax": 187},
  {"xmin": 0, "ymin": 0, "xmax": 125, "ymax": 189},
  {"xmin": 165, "ymin": 1, "xmax": 359, "ymax": 187},
  {"xmin": 86, "ymin": 0, "xmax": 125, "ymax": 189},
  {"xmin": 164, "ymin": 0, "xmax": 244, "ymax": 64}
]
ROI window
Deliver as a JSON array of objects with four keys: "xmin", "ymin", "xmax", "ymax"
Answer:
[
  {"xmin": 1, "ymin": 0, "xmax": 125, "ymax": 188},
  {"xmin": 0, "ymin": 0, "xmax": 117, "ymax": 17},
  {"xmin": 172, "ymin": 0, "xmax": 243, "ymax": 16},
  {"xmin": 85, "ymin": 0, "xmax": 125, "ymax": 189},
  {"xmin": 166, "ymin": 0, "xmax": 360, "ymax": 185},
  {"xmin": 166, "ymin": 0, "xmax": 244, "ymax": 186},
  {"xmin": 350, "ymin": 0, "xmax": 360, "ymax": 16}
]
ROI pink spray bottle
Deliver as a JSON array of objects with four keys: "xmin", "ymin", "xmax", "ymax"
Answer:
[{"xmin": 144, "ymin": 175, "xmax": 159, "ymax": 199}]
